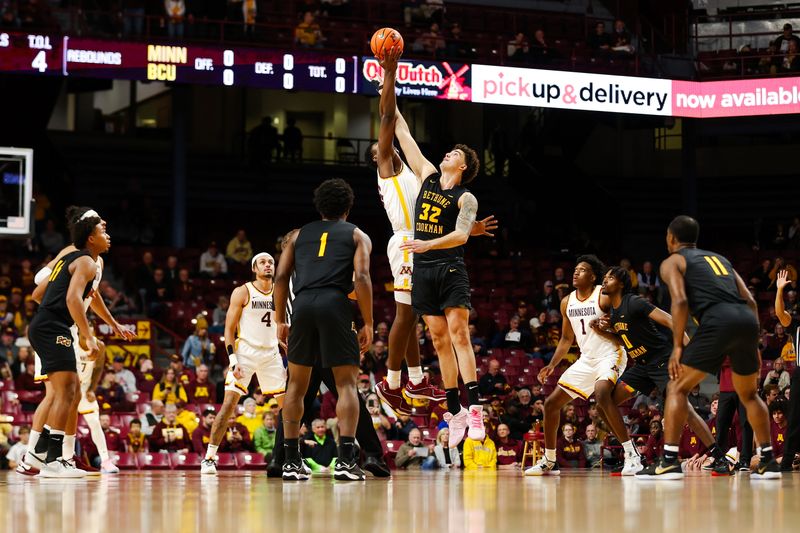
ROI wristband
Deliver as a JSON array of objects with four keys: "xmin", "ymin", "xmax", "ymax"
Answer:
[
  {"xmin": 228, "ymin": 354, "xmax": 238, "ymax": 368},
  {"xmin": 226, "ymin": 344, "xmax": 234, "ymax": 356}
]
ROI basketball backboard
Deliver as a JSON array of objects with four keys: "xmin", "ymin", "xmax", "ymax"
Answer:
[{"xmin": 0, "ymin": 147, "xmax": 33, "ymax": 238}]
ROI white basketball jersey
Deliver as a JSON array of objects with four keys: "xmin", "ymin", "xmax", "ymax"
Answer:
[
  {"xmin": 566, "ymin": 286, "xmax": 622, "ymax": 359},
  {"xmin": 75, "ymin": 256, "xmax": 103, "ymax": 384},
  {"xmin": 377, "ymin": 161, "xmax": 419, "ymax": 233},
  {"xmin": 237, "ymin": 282, "xmax": 278, "ymax": 352}
]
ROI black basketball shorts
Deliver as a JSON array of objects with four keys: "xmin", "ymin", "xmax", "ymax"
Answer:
[
  {"xmin": 28, "ymin": 312, "xmax": 77, "ymax": 375},
  {"xmin": 411, "ymin": 261, "xmax": 472, "ymax": 316},
  {"xmin": 681, "ymin": 303, "xmax": 760, "ymax": 376},
  {"xmin": 619, "ymin": 352, "xmax": 671, "ymax": 395},
  {"xmin": 288, "ymin": 288, "xmax": 360, "ymax": 368}
]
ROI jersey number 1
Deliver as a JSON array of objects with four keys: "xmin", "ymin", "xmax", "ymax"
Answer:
[{"xmin": 318, "ymin": 232, "xmax": 329, "ymax": 257}]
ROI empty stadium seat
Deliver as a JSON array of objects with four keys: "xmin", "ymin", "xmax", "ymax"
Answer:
[
  {"xmin": 137, "ymin": 452, "xmax": 172, "ymax": 470},
  {"xmin": 111, "ymin": 452, "xmax": 139, "ymax": 470},
  {"xmin": 172, "ymin": 452, "xmax": 203, "ymax": 470},
  {"xmin": 235, "ymin": 452, "xmax": 267, "ymax": 469},
  {"xmin": 215, "ymin": 453, "xmax": 237, "ymax": 470}
]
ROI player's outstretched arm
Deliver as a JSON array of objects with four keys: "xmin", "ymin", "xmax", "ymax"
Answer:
[
  {"xmin": 775, "ymin": 270, "xmax": 793, "ymax": 328},
  {"xmin": 67, "ymin": 257, "xmax": 100, "ymax": 359},
  {"xmin": 274, "ymin": 229, "xmax": 298, "ymax": 347},
  {"xmin": 353, "ymin": 228, "xmax": 374, "ymax": 354},
  {"xmin": 538, "ymin": 296, "xmax": 575, "ymax": 384},
  {"xmin": 223, "ymin": 285, "xmax": 247, "ymax": 370},
  {"xmin": 377, "ymin": 47, "xmax": 402, "ymax": 178},
  {"xmin": 400, "ymin": 192, "xmax": 477, "ymax": 254},
  {"xmin": 394, "ymin": 112, "xmax": 437, "ymax": 183}
]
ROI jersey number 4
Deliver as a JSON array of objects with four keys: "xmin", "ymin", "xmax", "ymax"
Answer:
[
  {"xmin": 261, "ymin": 312, "xmax": 272, "ymax": 327},
  {"xmin": 703, "ymin": 255, "xmax": 730, "ymax": 277},
  {"xmin": 419, "ymin": 202, "xmax": 441, "ymax": 224}
]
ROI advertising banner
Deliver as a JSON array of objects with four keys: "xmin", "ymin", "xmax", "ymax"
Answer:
[
  {"xmin": 672, "ymin": 77, "xmax": 800, "ymax": 118},
  {"xmin": 360, "ymin": 57, "xmax": 472, "ymax": 100}
]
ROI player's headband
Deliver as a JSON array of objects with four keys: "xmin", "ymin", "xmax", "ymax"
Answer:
[
  {"xmin": 79, "ymin": 209, "xmax": 100, "ymax": 221},
  {"xmin": 251, "ymin": 252, "xmax": 274, "ymax": 268}
]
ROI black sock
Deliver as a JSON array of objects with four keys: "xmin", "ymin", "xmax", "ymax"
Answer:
[
  {"xmin": 465, "ymin": 382, "xmax": 480, "ymax": 406},
  {"xmin": 707, "ymin": 443, "xmax": 724, "ymax": 461},
  {"xmin": 284, "ymin": 439, "xmax": 300, "ymax": 462},
  {"xmin": 663, "ymin": 445, "xmax": 679, "ymax": 464},
  {"xmin": 46, "ymin": 432, "xmax": 64, "ymax": 463},
  {"xmin": 760, "ymin": 445, "xmax": 773, "ymax": 463},
  {"xmin": 446, "ymin": 388, "xmax": 461, "ymax": 415},
  {"xmin": 34, "ymin": 428, "xmax": 51, "ymax": 455},
  {"xmin": 339, "ymin": 436, "xmax": 356, "ymax": 462}
]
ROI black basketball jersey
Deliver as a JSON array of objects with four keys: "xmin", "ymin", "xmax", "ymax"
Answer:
[
  {"xmin": 677, "ymin": 248, "xmax": 745, "ymax": 321},
  {"xmin": 413, "ymin": 172, "xmax": 469, "ymax": 266},
  {"xmin": 40, "ymin": 250, "xmax": 94, "ymax": 326},
  {"xmin": 292, "ymin": 219, "xmax": 357, "ymax": 296},
  {"xmin": 610, "ymin": 293, "xmax": 671, "ymax": 362}
]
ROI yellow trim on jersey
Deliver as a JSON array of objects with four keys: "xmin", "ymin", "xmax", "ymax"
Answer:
[
  {"xmin": 393, "ymin": 287, "xmax": 411, "ymax": 292},
  {"xmin": 242, "ymin": 286, "xmax": 250, "ymax": 308},
  {"xmin": 379, "ymin": 161, "xmax": 405, "ymax": 180},
  {"xmin": 261, "ymin": 388, "xmax": 286, "ymax": 396},
  {"xmin": 78, "ymin": 409, "xmax": 96, "ymax": 415},
  {"xmin": 250, "ymin": 281, "xmax": 274, "ymax": 297},
  {"xmin": 34, "ymin": 375, "xmax": 48, "ymax": 382},
  {"xmin": 704, "ymin": 256, "xmax": 722, "ymax": 276},
  {"xmin": 390, "ymin": 176, "xmax": 413, "ymax": 231},
  {"xmin": 558, "ymin": 381, "xmax": 589, "ymax": 399}
]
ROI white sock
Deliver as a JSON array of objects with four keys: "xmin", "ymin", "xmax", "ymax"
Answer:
[
  {"xmin": 27, "ymin": 430, "xmax": 41, "ymax": 459},
  {"xmin": 205, "ymin": 444, "xmax": 219, "ymax": 460},
  {"xmin": 622, "ymin": 440, "xmax": 637, "ymax": 456},
  {"xmin": 85, "ymin": 411, "xmax": 109, "ymax": 462},
  {"xmin": 63, "ymin": 435, "xmax": 76, "ymax": 461},
  {"xmin": 545, "ymin": 448, "xmax": 557, "ymax": 463},
  {"xmin": 407, "ymin": 366, "xmax": 423, "ymax": 386},
  {"xmin": 386, "ymin": 370, "xmax": 402, "ymax": 389}
]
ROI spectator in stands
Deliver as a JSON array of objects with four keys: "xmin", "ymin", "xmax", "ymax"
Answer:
[
  {"xmin": 561, "ymin": 404, "xmax": 586, "ymax": 435},
  {"xmin": 687, "ymin": 385, "xmax": 711, "ymax": 419},
  {"xmin": 5, "ymin": 425, "xmax": 30, "ymax": 469},
  {"xmin": 538, "ymin": 280, "xmax": 558, "ymax": 315},
  {"xmin": 788, "ymin": 216, "xmax": 800, "ymax": 248},
  {"xmin": 95, "ymin": 373, "xmax": 129, "ymax": 412},
  {"xmin": 507, "ymin": 32, "xmax": 529, "ymax": 62},
  {"xmin": 221, "ymin": 412, "xmax": 253, "ymax": 452},
  {"xmin": 750, "ymin": 259, "xmax": 773, "ymax": 291},
  {"xmin": 226, "ymin": 229, "xmax": 253, "ymax": 267},
  {"xmin": 181, "ymin": 326, "xmax": 216, "ymax": 369},
  {"xmin": 366, "ymin": 393, "xmax": 392, "ymax": 441},
  {"xmin": 121, "ymin": 0, "xmax": 146, "ymax": 36},
  {"xmin": 775, "ymin": 23, "xmax": 800, "ymax": 54},
  {"xmin": 164, "ymin": 0, "xmax": 186, "ymax": 37},
  {"xmin": 589, "ymin": 21, "xmax": 611, "ymax": 57},
  {"xmin": 141, "ymin": 400, "xmax": 165, "ymax": 436},
  {"xmin": 392, "ymin": 413, "xmax": 418, "ymax": 442},
  {"xmin": 186, "ymin": 364, "xmax": 215, "ymax": 403},
  {"xmin": 152, "ymin": 367, "xmax": 189, "ymax": 405},
  {"xmin": 611, "ymin": 19, "xmax": 634, "ymax": 55},
  {"xmin": 0, "ymin": 296, "xmax": 13, "ymax": 329},
  {"xmin": 283, "ymin": 118, "xmax": 304, "ymax": 162},
  {"xmin": 39, "ymin": 219, "xmax": 64, "ymax": 254},
  {"xmin": 163, "ymin": 255, "xmax": 179, "ymax": 284},
  {"xmin": 763, "ymin": 384, "xmax": 781, "ymax": 405},
  {"xmin": 98, "ymin": 413, "xmax": 124, "ymax": 453},
  {"xmin": 15, "ymin": 359, "xmax": 43, "ymax": 392},
  {"xmin": 585, "ymin": 402, "xmax": 609, "ymax": 441},
  {"xmin": 12, "ymin": 296, "xmax": 35, "ymax": 332},
  {"xmin": 582, "ymin": 424, "xmax": 602, "ymax": 468},
  {"xmin": 764, "ymin": 358, "xmax": 791, "ymax": 390},
  {"xmin": 463, "ymin": 434, "xmax": 497, "ymax": 470},
  {"xmin": 764, "ymin": 324, "xmax": 791, "ymax": 359},
  {"xmin": 396, "ymin": 428, "xmax": 434, "ymax": 470},
  {"xmin": 135, "ymin": 251, "xmax": 156, "ymax": 293},
  {"xmin": 784, "ymin": 289, "xmax": 799, "ymax": 318},
  {"xmin": 375, "ymin": 322, "xmax": 389, "ymax": 344},
  {"xmin": 295, "ymin": 11, "xmax": 325, "ymax": 48},
  {"xmin": 637, "ymin": 261, "xmax": 660, "ymax": 295},
  {"xmin": 302, "ymin": 419, "xmax": 338, "ymax": 473},
  {"xmin": 199, "ymin": 242, "xmax": 228, "ymax": 278},
  {"xmin": 769, "ymin": 400, "xmax": 788, "ymax": 464},
  {"xmin": 554, "ymin": 266, "xmax": 568, "ymax": 286},
  {"xmin": 191, "ymin": 408, "xmax": 217, "ymax": 455},
  {"xmin": 557, "ymin": 422, "xmax": 586, "ymax": 469},
  {"xmin": 236, "ymin": 397, "xmax": 262, "ymax": 437},
  {"xmin": 781, "ymin": 40, "xmax": 800, "ymax": 72},
  {"xmin": 2, "ymin": 327, "xmax": 19, "ymax": 369},
  {"xmin": 170, "ymin": 353, "xmax": 196, "ymax": 385},
  {"xmin": 769, "ymin": 258, "xmax": 797, "ymax": 289},
  {"xmin": 145, "ymin": 268, "xmax": 172, "ymax": 319},
  {"xmin": 403, "ymin": 0, "xmax": 424, "ymax": 26},
  {"xmin": 478, "ymin": 359, "xmax": 509, "ymax": 397},
  {"xmin": 125, "ymin": 419, "xmax": 147, "ymax": 453},
  {"xmin": 173, "ymin": 268, "xmax": 196, "ymax": 302},
  {"xmin": 433, "ymin": 428, "xmax": 461, "ymax": 469},
  {"xmin": 495, "ymin": 423, "xmax": 522, "ymax": 470},
  {"xmin": 134, "ymin": 357, "xmax": 160, "ymax": 393},
  {"xmin": 149, "ymin": 403, "xmax": 191, "ymax": 452},
  {"xmin": 414, "ymin": 22, "xmax": 446, "ymax": 57},
  {"xmin": 111, "ymin": 355, "xmax": 137, "ymax": 394},
  {"xmin": 254, "ymin": 412, "xmax": 277, "ymax": 459},
  {"xmin": 492, "ymin": 315, "xmax": 532, "ymax": 351},
  {"xmin": 643, "ymin": 419, "xmax": 664, "ymax": 462},
  {"xmin": 529, "ymin": 29, "xmax": 555, "ymax": 65},
  {"xmin": 446, "ymin": 22, "xmax": 473, "ymax": 59},
  {"xmin": 98, "ymin": 281, "xmax": 136, "ymax": 316}
]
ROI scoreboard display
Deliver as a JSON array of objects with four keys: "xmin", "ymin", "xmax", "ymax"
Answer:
[{"xmin": 0, "ymin": 31, "xmax": 360, "ymax": 93}]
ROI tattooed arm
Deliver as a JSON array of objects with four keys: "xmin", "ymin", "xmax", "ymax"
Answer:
[{"xmin": 399, "ymin": 193, "xmax": 478, "ymax": 254}]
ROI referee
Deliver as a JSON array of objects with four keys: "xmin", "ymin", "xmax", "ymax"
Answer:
[{"xmin": 775, "ymin": 270, "xmax": 800, "ymax": 471}]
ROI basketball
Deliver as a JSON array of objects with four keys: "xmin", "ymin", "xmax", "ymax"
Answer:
[{"xmin": 370, "ymin": 27, "xmax": 404, "ymax": 60}]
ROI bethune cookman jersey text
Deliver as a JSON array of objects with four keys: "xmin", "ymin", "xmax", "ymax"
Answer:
[
  {"xmin": 237, "ymin": 282, "xmax": 279, "ymax": 353},
  {"xmin": 377, "ymin": 162, "xmax": 418, "ymax": 234},
  {"xmin": 413, "ymin": 173, "xmax": 469, "ymax": 266}
]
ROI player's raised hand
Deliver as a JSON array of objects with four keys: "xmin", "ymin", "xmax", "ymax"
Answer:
[
  {"xmin": 379, "ymin": 43, "xmax": 403, "ymax": 71},
  {"xmin": 470, "ymin": 215, "xmax": 498, "ymax": 237},
  {"xmin": 113, "ymin": 321, "xmax": 136, "ymax": 341},
  {"xmin": 776, "ymin": 270, "xmax": 790, "ymax": 291},
  {"xmin": 537, "ymin": 364, "xmax": 554, "ymax": 385},
  {"xmin": 399, "ymin": 239, "xmax": 432, "ymax": 254},
  {"xmin": 358, "ymin": 325, "xmax": 373, "ymax": 355}
]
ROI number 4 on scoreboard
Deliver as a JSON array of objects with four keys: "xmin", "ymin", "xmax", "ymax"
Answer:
[{"xmin": 32, "ymin": 51, "xmax": 47, "ymax": 73}]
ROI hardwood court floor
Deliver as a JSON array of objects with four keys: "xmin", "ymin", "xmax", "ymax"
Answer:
[{"xmin": 1, "ymin": 470, "xmax": 798, "ymax": 533}]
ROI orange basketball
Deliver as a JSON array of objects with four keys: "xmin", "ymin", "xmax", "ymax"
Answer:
[{"xmin": 370, "ymin": 27, "xmax": 404, "ymax": 60}]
